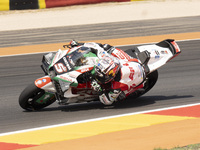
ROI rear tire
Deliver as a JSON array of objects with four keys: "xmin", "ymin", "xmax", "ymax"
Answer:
[{"xmin": 19, "ymin": 83, "xmax": 56, "ymax": 111}]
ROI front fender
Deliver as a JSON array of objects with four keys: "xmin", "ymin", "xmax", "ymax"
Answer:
[{"xmin": 34, "ymin": 76, "xmax": 56, "ymax": 92}]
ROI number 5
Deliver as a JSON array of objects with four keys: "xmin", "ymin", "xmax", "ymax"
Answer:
[{"xmin": 54, "ymin": 63, "xmax": 67, "ymax": 73}]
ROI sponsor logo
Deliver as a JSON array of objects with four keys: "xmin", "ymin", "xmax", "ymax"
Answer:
[
  {"xmin": 76, "ymin": 67, "xmax": 93, "ymax": 73},
  {"xmin": 161, "ymin": 50, "xmax": 168, "ymax": 54},
  {"xmin": 123, "ymin": 63, "xmax": 129, "ymax": 66},
  {"xmin": 60, "ymin": 75, "xmax": 73, "ymax": 82},
  {"xmin": 80, "ymin": 68, "xmax": 90, "ymax": 73},
  {"xmin": 155, "ymin": 55, "xmax": 160, "ymax": 59},
  {"xmin": 99, "ymin": 51, "xmax": 106, "ymax": 57},
  {"xmin": 63, "ymin": 57, "xmax": 72, "ymax": 70},
  {"xmin": 155, "ymin": 50, "xmax": 160, "ymax": 55},
  {"xmin": 36, "ymin": 80, "xmax": 42, "ymax": 85},
  {"xmin": 129, "ymin": 67, "xmax": 135, "ymax": 80},
  {"xmin": 113, "ymin": 49, "xmax": 131, "ymax": 60}
]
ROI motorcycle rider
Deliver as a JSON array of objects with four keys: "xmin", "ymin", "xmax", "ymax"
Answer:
[
  {"xmin": 65, "ymin": 40, "xmax": 147, "ymax": 105},
  {"xmin": 91, "ymin": 56, "xmax": 126, "ymax": 105}
]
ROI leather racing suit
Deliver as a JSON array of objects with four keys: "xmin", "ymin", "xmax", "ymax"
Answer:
[{"xmin": 69, "ymin": 41, "xmax": 146, "ymax": 105}]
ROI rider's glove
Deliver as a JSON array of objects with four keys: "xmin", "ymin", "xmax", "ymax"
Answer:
[
  {"xmin": 108, "ymin": 89, "xmax": 122, "ymax": 102},
  {"xmin": 91, "ymin": 80, "xmax": 102, "ymax": 92},
  {"xmin": 99, "ymin": 93, "xmax": 113, "ymax": 105},
  {"xmin": 99, "ymin": 89, "xmax": 125, "ymax": 105}
]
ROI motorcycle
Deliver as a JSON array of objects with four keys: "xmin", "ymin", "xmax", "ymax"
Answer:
[{"xmin": 19, "ymin": 39, "xmax": 181, "ymax": 111}]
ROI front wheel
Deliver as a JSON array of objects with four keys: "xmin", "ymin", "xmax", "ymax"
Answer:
[{"xmin": 19, "ymin": 83, "xmax": 56, "ymax": 111}]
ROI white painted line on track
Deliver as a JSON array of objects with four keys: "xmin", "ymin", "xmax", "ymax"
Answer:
[
  {"xmin": 0, "ymin": 38, "xmax": 200, "ymax": 58},
  {"xmin": 0, "ymin": 102, "xmax": 200, "ymax": 137}
]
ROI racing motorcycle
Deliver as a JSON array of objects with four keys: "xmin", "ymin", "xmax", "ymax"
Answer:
[{"xmin": 19, "ymin": 39, "xmax": 181, "ymax": 111}]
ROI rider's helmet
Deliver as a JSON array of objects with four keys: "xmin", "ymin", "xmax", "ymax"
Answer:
[{"xmin": 95, "ymin": 56, "xmax": 120, "ymax": 84}]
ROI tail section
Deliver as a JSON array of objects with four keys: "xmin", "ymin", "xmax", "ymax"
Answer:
[{"xmin": 156, "ymin": 39, "xmax": 181, "ymax": 61}]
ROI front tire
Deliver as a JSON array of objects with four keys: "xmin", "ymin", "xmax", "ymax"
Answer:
[{"xmin": 19, "ymin": 83, "xmax": 56, "ymax": 111}]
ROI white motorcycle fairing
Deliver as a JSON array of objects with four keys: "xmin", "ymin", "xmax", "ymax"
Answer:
[
  {"xmin": 18, "ymin": 39, "xmax": 181, "ymax": 110},
  {"xmin": 137, "ymin": 39, "xmax": 181, "ymax": 73},
  {"xmin": 36, "ymin": 39, "xmax": 180, "ymax": 103}
]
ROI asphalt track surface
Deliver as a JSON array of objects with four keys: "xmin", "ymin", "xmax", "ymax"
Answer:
[
  {"xmin": 0, "ymin": 16, "xmax": 200, "ymax": 134},
  {"xmin": 0, "ymin": 16, "xmax": 200, "ymax": 48}
]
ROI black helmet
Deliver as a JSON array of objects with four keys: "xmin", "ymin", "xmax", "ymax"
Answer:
[{"xmin": 95, "ymin": 56, "xmax": 120, "ymax": 84}]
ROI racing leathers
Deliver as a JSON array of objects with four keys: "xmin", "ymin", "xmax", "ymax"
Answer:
[
  {"xmin": 75, "ymin": 41, "xmax": 146, "ymax": 105},
  {"xmin": 56, "ymin": 40, "xmax": 146, "ymax": 105}
]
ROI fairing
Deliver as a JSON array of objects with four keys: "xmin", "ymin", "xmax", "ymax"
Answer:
[
  {"xmin": 35, "ymin": 40, "xmax": 181, "ymax": 104},
  {"xmin": 137, "ymin": 40, "xmax": 181, "ymax": 72}
]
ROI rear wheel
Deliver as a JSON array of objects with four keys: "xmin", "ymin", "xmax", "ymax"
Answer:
[{"xmin": 19, "ymin": 83, "xmax": 56, "ymax": 111}]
